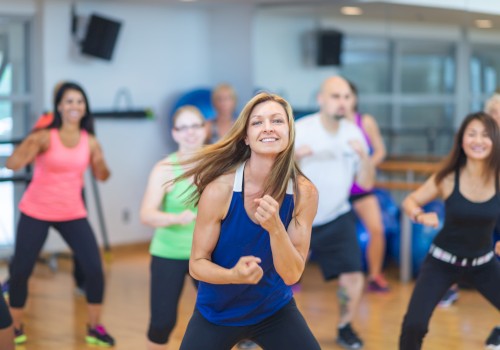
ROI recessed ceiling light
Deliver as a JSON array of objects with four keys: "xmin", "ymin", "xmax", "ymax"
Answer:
[
  {"xmin": 180, "ymin": 0, "xmax": 197, "ymax": 2},
  {"xmin": 341, "ymin": 6, "xmax": 363, "ymax": 16},
  {"xmin": 475, "ymin": 19, "xmax": 493, "ymax": 29}
]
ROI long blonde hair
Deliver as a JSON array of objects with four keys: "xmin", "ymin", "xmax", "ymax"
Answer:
[{"xmin": 177, "ymin": 92, "xmax": 305, "ymax": 209}]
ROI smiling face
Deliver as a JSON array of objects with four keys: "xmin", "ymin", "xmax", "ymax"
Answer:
[
  {"xmin": 57, "ymin": 89, "xmax": 87, "ymax": 126},
  {"xmin": 244, "ymin": 100, "xmax": 290, "ymax": 157},
  {"xmin": 172, "ymin": 107, "xmax": 207, "ymax": 152},
  {"xmin": 462, "ymin": 119, "xmax": 493, "ymax": 161}
]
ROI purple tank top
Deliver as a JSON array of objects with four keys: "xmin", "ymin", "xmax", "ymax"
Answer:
[{"xmin": 350, "ymin": 113, "xmax": 373, "ymax": 195}]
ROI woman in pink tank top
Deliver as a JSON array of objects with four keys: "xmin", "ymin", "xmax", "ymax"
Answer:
[
  {"xmin": 5, "ymin": 82, "xmax": 115, "ymax": 346},
  {"xmin": 346, "ymin": 80, "xmax": 389, "ymax": 293}
]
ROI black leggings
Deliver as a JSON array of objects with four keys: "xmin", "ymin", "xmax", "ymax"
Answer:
[
  {"xmin": 399, "ymin": 255, "xmax": 500, "ymax": 350},
  {"xmin": 180, "ymin": 299, "xmax": 320, "ymax": 350},
  {"xmin": 148, "ymin": 256, "xmax": 197, "ymax": 344},
  {"xmin": 9, "ymin": 214, "xmax": 104, "ymax": 308}
]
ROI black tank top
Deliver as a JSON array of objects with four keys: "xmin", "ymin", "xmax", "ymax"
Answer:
[{"xmin": 432, "ymin": 169, "xmax": 500, "ymax": 258}]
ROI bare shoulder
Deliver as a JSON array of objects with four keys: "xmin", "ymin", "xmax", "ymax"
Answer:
[
  {"xmin": 30, "ymin": 128, "xmax": 50, "ymax": 140},
  {"xmin": 87, "ymin": 133, "xmax": 99, "ymax": 150},
  {"xmin": 440, "ymin": 172, "xmax": 454, "ymax": 192},
  {"xmin": 152, "ymin": 157, "xmax": 176, "ymax": 180},
  {"xmin": 156, "ymin": 155, "xmax": 176, "ymax": 170},
  {"xmin": 361, "ymin": 114, "xmax": 379, "ymax": 129},
  {"xmin": 204, "ymin": 172, "xmax": 235, "ymax": 200},
  {"xmin": 200, "ymin": 172, "xmax": 235, "ymax": 219},
  {"xmin": 30, "ymin": 129, "xmax": 50, "ymax": 149},
  {"xmin": 297, "ymin": 175, "xmax": 318, "ymax": 201}
]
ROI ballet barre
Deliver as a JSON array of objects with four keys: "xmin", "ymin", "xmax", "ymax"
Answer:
[{"xmin": 376, "ymin": 157, "xmax": 442, "ymax": 282}]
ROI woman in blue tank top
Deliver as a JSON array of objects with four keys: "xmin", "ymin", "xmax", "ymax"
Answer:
[
  {"xmin": 399, "ymin": 112, "xmax": 500, "ymax": 349},
  {"xmin": 175, "ymin": 92, "xmax": 321, "ymax": 350}
]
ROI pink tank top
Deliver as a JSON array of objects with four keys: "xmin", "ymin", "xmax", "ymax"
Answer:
[{"xmin": 19, "ymin": 128, "xmax": 90, "ymax": 221}]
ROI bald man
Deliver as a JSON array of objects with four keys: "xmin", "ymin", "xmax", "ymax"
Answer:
[{"xmin": 295, "ymin": 76, "xmax": 375, "ymax": 350}]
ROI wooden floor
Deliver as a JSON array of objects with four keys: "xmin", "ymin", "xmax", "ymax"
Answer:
[{"xmin": 1, "ymin": 244, "xmax": 497, "ymax": 350}]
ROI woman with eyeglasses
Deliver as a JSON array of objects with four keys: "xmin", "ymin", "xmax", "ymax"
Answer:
[
  {"xmin": 399, "ymin": 112, "xmax": 500, "ymax": 349},
  {"xmin": 140, "ymin": 105, "xmax": 207, "ymax": 350}
]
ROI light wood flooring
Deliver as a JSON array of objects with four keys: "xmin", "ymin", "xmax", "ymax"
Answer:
[{"xmin": 1, "ymin": 244, "xmax": 497, "ymax": 350}]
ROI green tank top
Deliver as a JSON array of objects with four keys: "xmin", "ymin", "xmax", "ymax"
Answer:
[{"xmin": 149, "ymin": 153, "xmax": 197, "ymax": 260}]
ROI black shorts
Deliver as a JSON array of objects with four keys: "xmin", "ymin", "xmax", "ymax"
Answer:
[
  {"xmin": 310, "ymin": 211, "xmax": 362, "ymax": 280},
  {"xmin": 349, "ymin": 191, "xmax": 374, "ymax": 203}
]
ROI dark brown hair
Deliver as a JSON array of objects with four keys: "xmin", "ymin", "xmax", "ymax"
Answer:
[{"xmin": 435, "ymin": 111, "xmax": 500, "ymax": 186}]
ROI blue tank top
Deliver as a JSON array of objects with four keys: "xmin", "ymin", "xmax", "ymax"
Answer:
[{"xmin": 196, "ymin": 162, "xmax": 295, "ymax": 326}]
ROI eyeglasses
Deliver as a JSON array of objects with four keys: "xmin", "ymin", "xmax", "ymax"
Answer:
[{"xmin": 173, "ymin": 123, "xmax": 205, "ymax": 132}]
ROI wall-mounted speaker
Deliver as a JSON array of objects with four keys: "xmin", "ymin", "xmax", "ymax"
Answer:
[
  {"xmin": 81, "ymin": 14, "xmax": 122, "ymax": 61},
  {"xmin": 316, "ymin": 30, "xmax": 343, "ymax": 66}
]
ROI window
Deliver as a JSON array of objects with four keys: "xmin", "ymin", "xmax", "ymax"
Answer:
[{"xmin": 0, "ymin": 17, "xmax": 31, "ymax": 255}]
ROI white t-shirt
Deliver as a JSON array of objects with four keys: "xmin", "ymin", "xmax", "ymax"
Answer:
[{"xmin": 295, "ymin": 113, "xmax": 368, "ymax": 226}]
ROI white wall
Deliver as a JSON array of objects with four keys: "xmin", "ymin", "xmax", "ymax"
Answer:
[
  {"xmin": 253, "ymin": 11, "xmax": 340, "ymax": 109},
  {"xmin": 0, "ymin": 0, "xmax": 35, "ymax": 16},
  {"xmin": 206, "ymin": 4, "xmax": 255, "ymax": 108}
]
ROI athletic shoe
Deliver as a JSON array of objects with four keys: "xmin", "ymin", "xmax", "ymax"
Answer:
[
  {"xmin": 86, "ymin": 324, "xmax": 115, "ymax": 347},
  {"xmin": 337, "ymin": 323, "xmax": 363, "ymax": 349},
  {"xmin": 485, "ymin": 326, "xmax": 500, "ymax": 350},
  {"xmin": 14, "ymin": 325, "xmax": 27, "ymax": 345},
  {"xmin": 237, "ymin": 340, "xmax": 258, "ymax": 349},
  {"xmin": 367, "ymin": 275, "xmax": 390, "ymax": 293},
  {"xmin": 438, "ymin": 288, "xmax": 459, "ymax": 308}
]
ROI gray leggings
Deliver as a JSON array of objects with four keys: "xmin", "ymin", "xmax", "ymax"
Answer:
[{"xmin": 9, "ymin": 214, "xmax": 104, "ymax": 308}]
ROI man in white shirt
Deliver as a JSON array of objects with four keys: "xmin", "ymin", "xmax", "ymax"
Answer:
[{"xmin": 295, "ymin": 76, "xmax": 375, "ymax": 350}]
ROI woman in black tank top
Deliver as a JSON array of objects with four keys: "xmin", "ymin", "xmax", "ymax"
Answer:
[{"xmin": 399, "ymin": 112, "xmax": 500, "ymax": 350}]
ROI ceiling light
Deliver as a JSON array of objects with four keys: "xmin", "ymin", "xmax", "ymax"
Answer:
[
  {"xmin": 475, "ymin": 19, "xmax": 493, "ymax": 29},
  {"xmin": 341, "ymin": 6, "xmax": 363, "ymax": 16}
]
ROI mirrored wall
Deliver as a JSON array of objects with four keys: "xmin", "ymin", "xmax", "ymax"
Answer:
[{"xmin": 253, "ymin": 0, "xmax": 500, "ymax": 157}]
